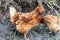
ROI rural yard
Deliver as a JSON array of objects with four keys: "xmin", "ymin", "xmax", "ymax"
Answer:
[{"xmin": 0, "ymin": 0, "xmax": 60, "ymax": 40}]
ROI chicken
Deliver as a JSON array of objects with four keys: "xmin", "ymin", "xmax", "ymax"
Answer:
[
  {"xmin": 9, "ymin": 5, "xmax": 45, "ymax": 39},
  {"xmin": 41, "ymin": 14, "xmax": 60, "ymax": 32}
]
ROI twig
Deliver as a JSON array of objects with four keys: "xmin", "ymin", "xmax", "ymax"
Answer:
[
  {"xmin": 46, "ymin": 1, "xmax": 59, "ymax": 14},
  {"xmin": 53, "ymin": 2, "xmax": 60, "ymax": 8}
]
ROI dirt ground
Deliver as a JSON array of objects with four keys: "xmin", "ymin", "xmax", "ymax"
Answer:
[{"xmin": 0, "ymin": 0, "xmax": 60, "ymax": 40}]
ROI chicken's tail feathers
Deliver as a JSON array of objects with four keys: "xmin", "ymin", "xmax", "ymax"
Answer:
[{"xmin": 9, "ymin": 6, "xmax": 17, "ymax": 17}]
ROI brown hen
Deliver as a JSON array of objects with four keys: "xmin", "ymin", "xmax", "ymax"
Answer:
[
  {"xmin": 42, "ymin": 15, "xmax": 60, "ymax": 32},
  {"xmin": 9, "ymin": 5, "xmax": 45, "ymax": 39}
]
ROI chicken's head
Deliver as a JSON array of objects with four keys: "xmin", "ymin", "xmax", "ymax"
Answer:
[{"xmin": 39, "ymin": 5, "xmax": 45, "ymax": 13}]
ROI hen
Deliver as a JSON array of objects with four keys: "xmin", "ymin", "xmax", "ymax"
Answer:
[
  {"xmin": 9, "ymin": 5, "xmax": 45, "ymax": 39},
  {"xmin": 42, "ymin": 14, "xmax": 60, "ymax": 32}
]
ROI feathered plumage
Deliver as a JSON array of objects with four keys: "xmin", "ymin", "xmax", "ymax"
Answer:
[
  {"xmin": 42, "ymin": 15, "xmax": 60, "ymax": 32},
  {"xmin": 9, "ymin": 5, "xmax": 45, "ymax": 39}
]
